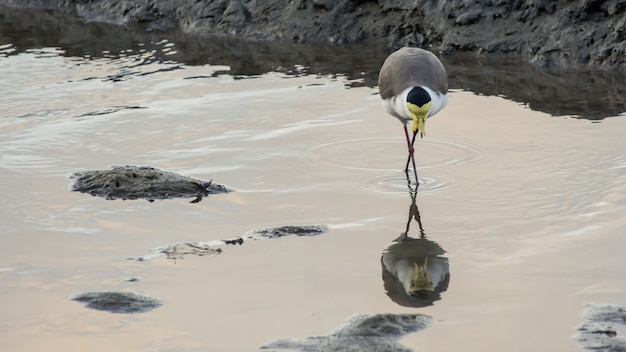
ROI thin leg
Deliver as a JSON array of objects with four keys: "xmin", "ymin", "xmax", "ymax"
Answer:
[
  {"xmin": 404, "ymin": 129, "xmax": 418, "ymax": 173},
  {"xmin": 403, "ymin": 125, "xmax": 419, "ymax": 187}
]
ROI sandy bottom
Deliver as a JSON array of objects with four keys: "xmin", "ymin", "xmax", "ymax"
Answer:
[{"xmin": 1, "ymin": 50, "xmax": 626, "ymax": 351}]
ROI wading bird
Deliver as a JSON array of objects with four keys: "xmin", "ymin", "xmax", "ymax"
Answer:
[{"xmin": 378, "ymin": 47, "xmax": 448, "ymax": 186}]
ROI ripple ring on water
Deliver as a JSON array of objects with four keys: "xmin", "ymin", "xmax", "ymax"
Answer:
[
  {"xmin": 357, "ymin": 173, "xmax": 450, "ymax": 195},
  {"xmin": 304, "ymin": 137, "xmax": 480, "ymax": 171}
]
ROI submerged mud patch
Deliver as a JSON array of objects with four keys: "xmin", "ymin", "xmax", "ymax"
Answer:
[
  {"xmin": 129, "ymin": 224, "xmax": 328, "ymax": 261},
  {"xmin": 576, "ymin": 303, "xmax": 626, "ymax": 351},
  {"xmin": 71, "ymin": 291, "xmax": 162, "ymax": 313},
  {"xmin": 69, "ymin": 165, "xmax": 234, "ymax": 202},
  {"xmin": 137, "ymin": 241, "xmax": 224, "ymax": 261},
  {"xmin": 248, "ymin": 225, "xmax": 328, "ymax": 239},
  {"xmin": 261, "ymin": 313, "xmax": 432, "ymax": 352}
]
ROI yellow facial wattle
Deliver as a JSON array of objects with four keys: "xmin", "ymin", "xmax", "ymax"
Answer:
[{"xmin": 406, "ymin": 101, "xmax": 432, "ymax": 137}]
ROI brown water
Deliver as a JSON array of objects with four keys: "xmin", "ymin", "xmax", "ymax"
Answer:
[{"xmin": 2, "ymin": 8, "xmax": 626, "ymax": 352}]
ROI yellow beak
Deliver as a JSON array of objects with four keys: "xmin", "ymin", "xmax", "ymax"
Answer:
[
  {"xmin": 407, "ymin": 101, "xmax": 432, "ymax": 138},
  {"xmin": 410, "ymin": 257, "xmax": 434, "ymax": 293},
  {"xmin": 412, "ymin": 113, "xmax": 427, "ymax": 137}
]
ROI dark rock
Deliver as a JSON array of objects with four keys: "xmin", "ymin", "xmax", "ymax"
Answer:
[
  {"xmin": 312, "ymin": 0, "xmax": 335, "ymax": 11},
  {"xmin": 378, "ymin": 0, "xmax": 421, "ymax": 11},
  {"xmin": 222, "ymin": 0, "xmax": 251, "ymax": 26},
  {"xmin": 71, "ymin": 291, "xmax": 162, "ymax": 313},
  {"xmin": 455, "ymin": 9, "xmax": 483, "ymax": 25},
  {"xmin": 69, "ymin": 165, "xmax": 234, "ymax": 202}
]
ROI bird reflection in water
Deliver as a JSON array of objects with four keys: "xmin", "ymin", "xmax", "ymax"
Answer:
[{"xmin": 381, "ymin": 189, "xmax": 450, "ymax": 308}]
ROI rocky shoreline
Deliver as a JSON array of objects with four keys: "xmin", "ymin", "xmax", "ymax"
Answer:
[{"xmin": 1, "ymin": 0, "xmax": 625, "ymax": 70}]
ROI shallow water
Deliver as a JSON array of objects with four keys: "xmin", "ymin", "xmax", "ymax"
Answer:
[{"xmin": 2, "ymin": 6, "xmax": 626, "ymax": 352}]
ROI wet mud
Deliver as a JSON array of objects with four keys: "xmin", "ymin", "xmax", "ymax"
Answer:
[
  {"xmin": 261, "ymin": 313, "xmax": 432, "ymax": 352},
  {"xmin": 71, "ymin": 291, "xmax": 162, "ymax": 313},
  {"xmin": 577, "ymin": 303, "xmax": 626, "ymax": 351},
  {"xmin": 250, "ymin": 225, "xmax": 329, "ymax": 239},
  {"xmin": 1, "ymin": 6, "xmax": 625, "ymax": 120},
  {"xmin": 69, "ymin": 165, "xmax": 233, "ymax": 202},
  {"xmin": 1, "ymin": 0, "xmax": 625, "ymax": 70},
  {"xmin": 129, "ymin": 224, "xmax": 329, "ymax": 261},
  {"xmin": 79, "ymin": 224, "xmax": 327, "ymax": 318}
]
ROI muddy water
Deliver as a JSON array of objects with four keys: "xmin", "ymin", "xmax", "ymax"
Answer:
[{"xmin": 2, "ymin": 11, "xmax": 626, "ymax": 352}]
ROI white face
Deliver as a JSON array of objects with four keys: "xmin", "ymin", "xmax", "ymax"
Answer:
[{"xmin": 421, "ymin": 86, "xmax": 448, "ymax": 118}]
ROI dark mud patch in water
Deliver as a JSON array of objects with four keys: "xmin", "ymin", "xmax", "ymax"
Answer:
[
  {"xmin": 143, "ymin": 242, "xmax": 224, "ymax": 261},
  {"xmin": 261, "ymin": 313, "xmax": 432, "ymax": 352},
  {"xmin": 576, "ymin": 303, "xmax": 626, "ymax": 351},
  {"xmin": 70, "ymin": 165, "xmax": 234, "ymax": 202},
  {"xmin": 71, "ymin": 291, "xmax": 162, "ymax": 313},
  {"xmin": 250, "ymin": 225, "xmax": 328, "ymax": 239},
  {"xmin": 129, "ymin": 224, "xmax": 328, "ymax": 261}
]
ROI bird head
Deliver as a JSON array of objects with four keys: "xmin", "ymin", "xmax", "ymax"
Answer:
[{"xmin": 406, "ymin": 87, "xmax": 432, "ymax": 138}]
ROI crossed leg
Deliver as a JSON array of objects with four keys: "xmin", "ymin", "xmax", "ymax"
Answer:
[{"xmin": 402, "ymin": 124, "xmax": 419, "ymax": 188}]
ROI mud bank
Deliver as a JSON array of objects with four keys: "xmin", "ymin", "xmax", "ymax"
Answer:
[
  {"xmin": 1, "ymin": 5, "xmax": 625, "ymax": 119},
  {"xmin": 1, "ymin": 0, "xmax": 625, "ymax": 70}
]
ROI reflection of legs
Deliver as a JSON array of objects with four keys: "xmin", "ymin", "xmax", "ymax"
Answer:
[
  {"xmin": 403, "ymin": 125, "xmax": 419, "ymax": 187},
  {"xmin": 404, "ymin": 176, "xmax": 424, "ymax": 237}
]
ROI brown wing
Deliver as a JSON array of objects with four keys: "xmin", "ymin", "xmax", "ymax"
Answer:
[{"xmin": 378, "ymin": 47, "xmax": 448, "ymax": 99}]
